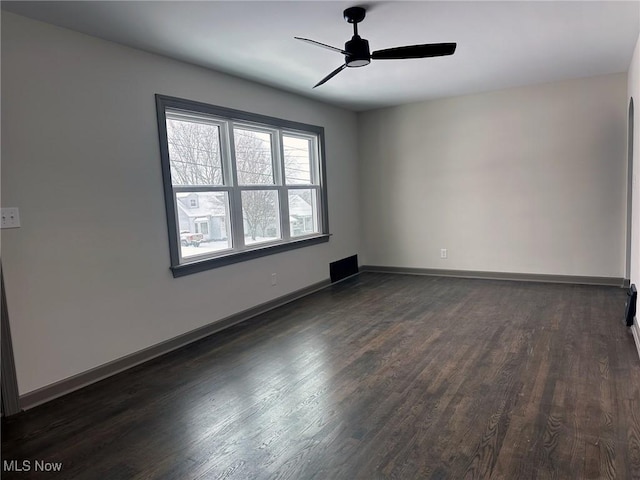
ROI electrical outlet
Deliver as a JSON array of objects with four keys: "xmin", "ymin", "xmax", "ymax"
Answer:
[
  {"xmin": 440, "ymin": 248, "xmax": 448, "ymax": 259},
  {"xmin": 271, "ymin": 273, "xmax": 277, "ymax": 286},
  {"xmin": 0, "ymin": 208, "xmax": 20, "ymax": 229}
]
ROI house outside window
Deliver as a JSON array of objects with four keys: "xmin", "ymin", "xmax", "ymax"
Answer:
[{"xmin": 156, "ymin": 95, "xmax": 329, "ymax": 277}]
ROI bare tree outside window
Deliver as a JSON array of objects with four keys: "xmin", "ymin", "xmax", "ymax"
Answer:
[
  {"xmin": 242, "ymin": 190, "xmax": 280, "ymax": 243},
  {"xmin": 167, "ymin": 119, "xmax": 223, "ymax": 185},
  {"xmin": 167, "ymin": 122, "xmax": 317, "ymax": 242},
  {"xmin": 283, "ymin": 135, "xmax": 312, "ymax": 184},
  {"xmin": 168, "ymin": 122, "xmax": 283, "ymax": 242},
  {"xmin": 234, "ymin": 129, "xmax": 274, "ymax": 185},
  {"xmin": 234, "ymin": 129, "xmax": 278, "ymax": 241}
]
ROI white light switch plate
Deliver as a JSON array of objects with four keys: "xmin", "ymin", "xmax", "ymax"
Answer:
[{"xmin": 1, "ymin": 208, "xmax": 21, "ymax": 228}]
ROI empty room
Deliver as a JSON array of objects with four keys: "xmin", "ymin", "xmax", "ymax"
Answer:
[{"xmin": 2, "ymin": 1, "xmax": 640, "ymax": 478}]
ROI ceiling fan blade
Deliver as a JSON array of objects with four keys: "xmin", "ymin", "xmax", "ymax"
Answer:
[
  {"xmin": 295, "ymin": 37, "xmax": 347, "ymax": 55},
  {"xmin": 313, "ymin": 64, "xmax": 347, "ymax": 88},
  {"xmin": 372, "ymin": 43, "xmax": 456, "ymax": 60}
]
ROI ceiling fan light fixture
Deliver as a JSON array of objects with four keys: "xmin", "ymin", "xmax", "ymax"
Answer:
[
  {"xmin": 346, "ymin": 58, "xmax": 370, "ymax": 67},
  {"xmin": 345, "ymin": 35, "xmax": 371, "ymax": 67}
]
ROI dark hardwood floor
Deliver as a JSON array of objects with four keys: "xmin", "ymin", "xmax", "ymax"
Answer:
[{"xmin": 3, "ymin": 273, "xmax": 640, "ymax": 479}]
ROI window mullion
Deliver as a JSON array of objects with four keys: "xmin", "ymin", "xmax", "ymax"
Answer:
[
  {"xmin": 224, "ymin": 122, "xmax": 238, "ymax": 189},
  {"xmin": 273, "ymin": 130, "xmax": 284, "ymax": 185},
  {"xmin": 172, "ymin": 185, "xmax": 230, "ymax": 193},
  {"xmin": 275, "ymin": 131, "xmax": 290, "ymax": 241},
  {"xmin": 310, "ymin": 136, "xmax": 320, "ymax": 185},
  {"xmin": 280, "ymin": 186, "xmax": 290, "ymax": 241},
  {"xmin": 313, "ymin": 185, "xmax": 323, "ymax": 233},
  {"xmin": 226, "ymin": 123, "xmax": 246, "ymax": 249}
]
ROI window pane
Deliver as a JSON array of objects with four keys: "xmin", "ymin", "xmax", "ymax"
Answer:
[
  {"xmin": 289, "ymin": 189, "xmax": 319, "ymax": 237},
  {"xmin": 166, "ymin": 117, "xmax": 223, "ymax": 186},
  {"xmin": 234, "ymin": 128, "xmax": 274, "ymax": 185},
  {"xmin": 283, "ymin": 135, "xmax": 312, "ymax": 185},
  {"xmin": 176, "ymin": 192, "xmax": 231, "ymax": 257},
  {"xmin": 242, "ymin": 190, "xmax": 280, "ymax": 245}
]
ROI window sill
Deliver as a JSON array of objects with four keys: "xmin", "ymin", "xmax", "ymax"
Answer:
[{"xmin": 170, "ymin": 234, "xmax": 331, "ymax": 277}]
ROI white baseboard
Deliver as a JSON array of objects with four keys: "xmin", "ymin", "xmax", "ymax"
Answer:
[{"xmin": 632, "ymin": 317, "xmax": 640, "ymax": 361}]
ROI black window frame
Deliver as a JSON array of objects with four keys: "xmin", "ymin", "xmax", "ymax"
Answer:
[{"xmin": 155, "ymin": 95, "xmax": 330, "ymax": 277}]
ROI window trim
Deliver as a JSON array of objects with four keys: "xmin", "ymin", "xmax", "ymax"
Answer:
[{"xmin": 155, "ymin": 94, "xmax": 330, "ymax": 277}]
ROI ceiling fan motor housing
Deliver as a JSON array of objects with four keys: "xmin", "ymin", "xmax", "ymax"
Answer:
[{"xmin": 345, "ymin": 36, "xmax": 371, "ymax": 67}]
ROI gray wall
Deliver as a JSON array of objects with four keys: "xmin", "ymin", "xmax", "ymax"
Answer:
[
  {"xmin": 358, "ymin": 73, "xmax": 628, "ymax": 278},
  {"xmin": 1, "ymin": 13, "xmax": 361, "ymax": 395}
]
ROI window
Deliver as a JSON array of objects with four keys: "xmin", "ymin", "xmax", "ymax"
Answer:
[{"xmin": 156, "ymin": 95, "xmax": 329, "ymax": 277}]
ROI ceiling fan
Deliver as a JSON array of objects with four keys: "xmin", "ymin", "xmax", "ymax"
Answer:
[{"xmin": 295, "ymin": 6, "xmax": 457, "ymax": 88}]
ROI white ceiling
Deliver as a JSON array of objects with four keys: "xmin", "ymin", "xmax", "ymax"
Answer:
[{"xmin": 2, "ymin": 1, "xmax": 639, "ymax": 111}]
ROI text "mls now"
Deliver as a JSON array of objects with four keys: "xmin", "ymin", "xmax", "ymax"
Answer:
[{"xmin": 3, "ymin": 460, "xmax": 63, "ymax": 472}]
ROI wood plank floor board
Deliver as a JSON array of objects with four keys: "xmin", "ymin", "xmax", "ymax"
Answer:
[{"xmin": 3, "ymin": 273, "xmax": 639, "ymax": 479}]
